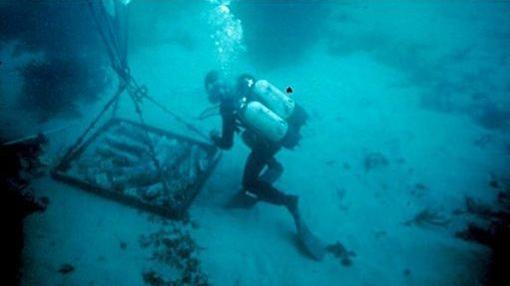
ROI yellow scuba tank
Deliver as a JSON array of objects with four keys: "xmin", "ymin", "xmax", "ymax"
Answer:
[
  {"xmin": 239, "ymin": 101, "xmax": 289, "ymax": 142},
  {"xmin": 252, "ymin": 80, "xmax": 295, "ymax": 119}
]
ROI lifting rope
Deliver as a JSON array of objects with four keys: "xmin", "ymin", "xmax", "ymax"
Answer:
[
  {"xmin": 128, "ymin": 87, "xmax": 171, "ymax": 193},
  {"xmin": 59, "ymin": 0, "xmax": 212, "ymax": 174},
  {"xmin": 86, "ymin": 0, "xmax": 124, "ymax": 76},
  {"xmin": 85, "ymin": 0, "xmax": 210, "ymax": 142}
]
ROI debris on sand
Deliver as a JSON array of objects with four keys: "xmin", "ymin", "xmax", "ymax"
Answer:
[
  {"xmin": 139, "ymin": 222, "xmax": 208, "ymax": 286},
  {"xmin": 364, "ymin": 152, "xmax": 389, "ymax": 172},
  {"xmin": 325, "ymin": 241, "xmax": 356, "ymax": 266},
  {"xmin": 404, "ymin": 208, "xmax": 450, "ymax": 228},
  {"xmin": 58, "ymin": 263, "xmax": 75, "ymax": 275}
]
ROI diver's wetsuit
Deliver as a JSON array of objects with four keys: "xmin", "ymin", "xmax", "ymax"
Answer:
[{"xmin": 212, "ymin": 97, "xmax": 296, "ymax": 208}]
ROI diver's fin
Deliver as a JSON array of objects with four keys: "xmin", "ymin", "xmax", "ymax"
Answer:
[
  {"xmin": 296, "ymin": 221, "xmax": 326, "ymax": 261},
  {"xmin": 224, "ymin": 191, "xmax": 259, "ymax": 209}
]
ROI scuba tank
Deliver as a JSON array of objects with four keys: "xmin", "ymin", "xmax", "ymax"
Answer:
[
  {"xmin": 239, "ymin": 101, "xmax": 289, "ymax": 143},
  {"xmin": 252, "ymin": 80, "xmax": 295, "ymax": 119}
]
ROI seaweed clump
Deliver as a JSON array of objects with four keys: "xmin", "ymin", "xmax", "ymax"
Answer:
[{"xmin": 139, "ymin": 223, "xmax": 208, "ymax": 286}]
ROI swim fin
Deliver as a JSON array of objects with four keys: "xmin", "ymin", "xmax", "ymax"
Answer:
[
  {"xmin": 288, "ymin": 200, "xmax": 325, "ymax": 261},
  {"xmin": 296, "ymin": 220, "xmax": 326, "ymax": 261}
]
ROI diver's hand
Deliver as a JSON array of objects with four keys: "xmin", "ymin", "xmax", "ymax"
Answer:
[{"xmin": 209, "ymin": 130, "xmax": 221, "ymax": 146}]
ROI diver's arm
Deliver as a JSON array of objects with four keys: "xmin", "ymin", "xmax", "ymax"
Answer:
[{"xmin": 211, "ymin": 111, "xmax": 235, "ymax": 150}]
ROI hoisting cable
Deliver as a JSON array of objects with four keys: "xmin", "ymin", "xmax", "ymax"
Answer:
[
  {"xmin": 85, "ymin": 0, "xmax": 211, "ymax": 144},
  {"xmin": 197, "ymin": 104, "xmax": 220, "ymax": 120},
  {"xmin": 114, "ymin": 0, "xmax": 129, "ymax": 69},
  {"xmin": 126, "ymin": 73, "xmax": 211, "ymax": 143},
  {"xmin": 127, "ymin": 86, "xmax": 171, "ymax": 193},
  {"xmin": 96, "ymin": 1, "xmax": 124, "ymax": 69},
  {"xmin": 144, "ymin": 94, "xmax": 211, "ymax": 143},
  {"xmin": 86, "ymin": 0, "xmax": 122, "ymax": 73}
]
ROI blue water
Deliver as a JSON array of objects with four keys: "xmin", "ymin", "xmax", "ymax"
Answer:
[{"xmin": 1, "ymin": 1, "xmax": 509, "ymax": 285}]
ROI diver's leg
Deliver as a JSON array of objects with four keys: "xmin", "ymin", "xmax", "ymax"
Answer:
[
  {"xmin": 225, "ymin": 149, "xmax": 267, "ymax": 209},
  {"xmin": 243, "ymin": 149, "xmax": 325, "ymax": 260},
  {"xmin": 241, "ymin": 145, "xmax": 296, "ymax": 207},
  {"xmin": 260, "ymin": 157, "xmax": 283, "ymax": 184},
  {"xmin": 241, "ymin": 149, "xmax": 267, "ymax": 188}
]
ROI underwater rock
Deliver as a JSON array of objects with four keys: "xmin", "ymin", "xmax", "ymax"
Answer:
[
  {"xmin": 120, "ymin": 241, "xmax": 127, "ymax": 250},
  {"xmin": 58, "ymin": 263, "xmax": 75, "ymax": 275},
  {"xmin": 364, "ymin": 152, "xmax": 389, "ymax": 172}
]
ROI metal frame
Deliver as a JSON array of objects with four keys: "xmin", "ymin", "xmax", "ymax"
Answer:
[{"xmin": 51, "ymin": 118, "xmax": 221, "ymax": 219}]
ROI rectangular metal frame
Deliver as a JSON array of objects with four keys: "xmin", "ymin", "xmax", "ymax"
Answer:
[{"xmin": 51, "ymin": 118, "xmax": 221, "ymax": 219}]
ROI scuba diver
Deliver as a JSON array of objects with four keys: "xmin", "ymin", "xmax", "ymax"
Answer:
[{"xmin": 204, "ymin": 70, "xmax": 324, "ymax": 260}]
